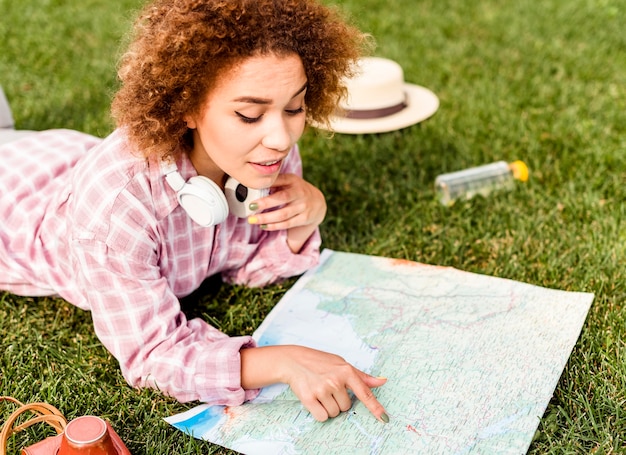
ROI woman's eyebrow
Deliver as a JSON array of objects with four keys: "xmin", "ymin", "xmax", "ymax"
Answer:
[
  {"xmin": 232, "ymin": 82, "xmax": 308, "ymax": 105},
  {"xmin": 292, "ymin": 82, "xmax": 308, "ymax": 98}
]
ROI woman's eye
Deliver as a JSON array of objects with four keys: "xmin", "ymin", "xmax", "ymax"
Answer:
[
  {"xmin": 286, "ymin": 107, "xmax": 305, "ymax": 116},
  {"xmin": 236, "ymin": 112, "xmax": 262, "ymax": 124}
]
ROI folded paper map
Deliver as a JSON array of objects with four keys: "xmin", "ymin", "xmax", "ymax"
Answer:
[{"xmin": 166, "ymin": 249, "xmax": 593, "ymax": 454}]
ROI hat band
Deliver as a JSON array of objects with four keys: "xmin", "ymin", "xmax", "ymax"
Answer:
[{"xmin": 343, "ymin": 93, "xmax": 408, "ymax": 120}]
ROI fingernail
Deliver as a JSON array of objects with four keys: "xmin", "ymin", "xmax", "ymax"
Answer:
[
  {"xmin": 248, "ymin": 216, "xmax": 258, "ymax": 224},
  {"xmin": 380, "ymin": 413, "xmax": 389, "ymax": 424},
  {"xmin": 249, "ymin": 202, "xmax": 258, "ymax": 211},
  {"xmin": 260, "ymin": 224, "xmax": 268, "ymax": 230},
  {"xmin": 376, "ymin": 376, "xmax": 387, "ymax": 380}
]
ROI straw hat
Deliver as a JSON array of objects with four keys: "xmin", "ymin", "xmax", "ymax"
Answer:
[{"xmin": 321, "ymin": 57, "xmax": 439, "ymax": 134}]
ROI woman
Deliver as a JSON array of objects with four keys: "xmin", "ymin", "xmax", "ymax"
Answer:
[{"xmin": 0, "ymin": 0, "xmax": 388, "ymax": 423}]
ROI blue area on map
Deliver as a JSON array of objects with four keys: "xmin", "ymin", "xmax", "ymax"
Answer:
[
  {"xmin": 256, "ymin": 332, "xmax": 280, "ymax": 347},
  {"xmin": 171, "ymin": 405, "xmax": 225, "ymax": 437}
]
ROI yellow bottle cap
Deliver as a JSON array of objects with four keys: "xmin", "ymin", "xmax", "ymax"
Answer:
[{"xmin": 509, "ymin": 160, "xmax": 529, "ymax": 182}]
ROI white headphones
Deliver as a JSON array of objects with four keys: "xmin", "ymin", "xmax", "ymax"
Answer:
[{"xmin": 162, "ymin": 161, "xmax": 269, "ymax": 226}]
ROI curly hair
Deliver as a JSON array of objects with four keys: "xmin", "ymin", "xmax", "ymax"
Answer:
[{"xmin": 111, "ymin": 0, "xmax": 370, "ymax": 160}]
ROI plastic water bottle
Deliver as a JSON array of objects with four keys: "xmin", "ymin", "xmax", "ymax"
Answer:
[{"xmin": 435, "ymin": 160, "xmax": 529, "ymax": 206}]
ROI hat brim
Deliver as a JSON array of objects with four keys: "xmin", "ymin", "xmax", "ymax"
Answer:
[{"xmin": 319, "ymin": 83, "xmax": 439, "ymax": 135}]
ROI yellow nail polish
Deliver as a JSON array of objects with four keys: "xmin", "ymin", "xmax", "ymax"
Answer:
[
  {"xmin": 376, "ymin": 376, "xmax": 387, "ymax": 380},
  {"xmin": 248, "ymin": 216, "xmax": 258, "ymax": 224}
]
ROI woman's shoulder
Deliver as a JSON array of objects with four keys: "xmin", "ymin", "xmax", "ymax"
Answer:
[
  {"xmin": 69, "ymin": 129, "xmax": 159, "ymax": 235},
  {"xmin": 72, "ymin": 129, "xmax": 146, "ymax": 187}
]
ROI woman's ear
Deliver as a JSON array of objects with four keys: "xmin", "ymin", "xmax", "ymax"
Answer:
[{"xmin": 184, "ymin": 115, "xmax": 197, "ymax": 129}]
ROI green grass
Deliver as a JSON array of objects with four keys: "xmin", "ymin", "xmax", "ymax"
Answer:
[{"xmin": 1, "ymin": 0, "xmax": 625, "ymax": 452}]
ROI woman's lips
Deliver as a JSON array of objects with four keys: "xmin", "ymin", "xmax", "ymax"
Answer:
[{"xmin": 250, "ymin": 159, "xmax": 282, "ymax": 175}]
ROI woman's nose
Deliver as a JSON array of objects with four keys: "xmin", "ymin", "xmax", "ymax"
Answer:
[{"xmin": 261, "ymin": 116, "xmax": 293, "ymax": 152}]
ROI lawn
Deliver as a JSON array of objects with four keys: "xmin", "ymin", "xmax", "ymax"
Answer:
[{"xmin": 1, "ymin": 0, "xmax": 625, "ymax": 453}]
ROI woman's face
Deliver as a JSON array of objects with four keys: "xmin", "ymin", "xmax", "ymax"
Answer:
[{"xmin": 185, "ymin": 53, "xmax": 308, "ymax": 190}]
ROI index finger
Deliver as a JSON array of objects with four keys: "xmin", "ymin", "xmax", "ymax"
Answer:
[{"xmin": 347, "ymin": 375, "xmax": 389, "ymax": 423}]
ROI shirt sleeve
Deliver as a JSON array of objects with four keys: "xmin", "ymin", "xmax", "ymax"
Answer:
[
  {"xmin": 71, "ymin": 236, "xmax": 260, "ymax": 405},
  {"xmin": 221, "ymin": 143, "xmax": 322, "ymax": 287},
  {"xmin": 221, "ymin": 229, "xmax": 321, "ymax": 287}
]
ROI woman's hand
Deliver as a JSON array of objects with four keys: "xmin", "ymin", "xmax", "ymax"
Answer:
[
  {"xmin": 240, "ymin": 345, "xmax": 389, "ymax": 423},
  {"xmin": 247, "ymin": 173, "xmax": 326, "ymax": 253}
]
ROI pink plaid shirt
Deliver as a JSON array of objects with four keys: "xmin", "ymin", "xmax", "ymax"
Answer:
[{"xmin": 0, "ymin": 128, "xmax": 321, "ymax": 405}]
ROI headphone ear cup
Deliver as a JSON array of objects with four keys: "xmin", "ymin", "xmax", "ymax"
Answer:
[
  {"xmin": 224, "ymin": 177, "xmax": 270, "ymax": 218},
  {"xmin": 176, "ymin": 176, "xmax": 229, "ymax": 227}
]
